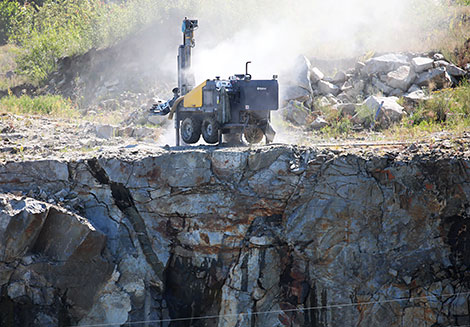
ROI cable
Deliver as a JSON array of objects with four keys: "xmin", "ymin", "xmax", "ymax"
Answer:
[{"xmin": 72, "ymin": 291, "xmax": 470, "ymax": 327}]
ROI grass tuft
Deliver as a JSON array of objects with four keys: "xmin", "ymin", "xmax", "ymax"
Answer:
[{"xmin": 0, "ymin": 94, "xmax": 79, "ymax": 118}]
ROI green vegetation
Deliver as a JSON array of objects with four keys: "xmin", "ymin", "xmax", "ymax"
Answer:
[
  {"xmin": 0, "ymin": 1, "xmax": 19, "ymax": 44},
  {"xmin": 385, "ymin": 81, "xmax": 470, "ymax": 139},
  {"xmin": 0, "ymin": 94, "xmax": 78, "ymax": 118},
  {"xmin": 6, "ymin": 0, "xmax": 180, "ymax": 83},
  {"xmin": 405, "ymin": 81, "xmax": 470, "ymax": 126}
]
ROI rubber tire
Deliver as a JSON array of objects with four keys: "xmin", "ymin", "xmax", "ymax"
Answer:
[
  {"xmin": 202, "ymin": 117, "xmax": 219, "ymax": 144},
  {"xmin": 181, "ymin": 117, "xmax": 202, "ymax": 144}
]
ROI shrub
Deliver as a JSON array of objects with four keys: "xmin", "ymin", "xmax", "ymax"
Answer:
[
  {"xmin": 0, "ymin": 1, "xmax": 20, "ymax": 45},
  {"xmin": 400, "ymin": 80, "xmax": 470, "ymax": 129}
]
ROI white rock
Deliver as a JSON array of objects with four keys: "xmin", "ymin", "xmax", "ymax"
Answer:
[
  {"xmin": 416, "ymin": 67, "xmax": 452, "ymax": 89},
  {"xmin": 310, "ymin": 67, "xmax": 325, "ymax": 83},
  {"xmin": 363, "ymin": 53, "xmax": 409, "ymax": 75},
  {"xmin": 364, "ymin": 95, "xmax": 405, "ymax": 127},
  {"xmin": 356, "ymin": 61, "xmax": 366, "ymax": 75},
  {"xmin": 372, "ymin": 77, "xmax": 393, "ymax": 95},
  {"xmin": 318, "ymin": 80, "xmax": 340, "ymax": 96},
  {"xmin": 446, "ymin": 64, "xmax": 466, "ymax": 77},
  {"xmin": 309, "ymin": 116, "xmax": 329, "ymax": 130},
  {"xmin": 434, "ymin": 60, "xmax": 449, "ymax": 67},
  {"xmin": 284, "ymin": 55, "xmax": 313, "ymax": 91},
  {"xmin": 133, "ymin": 127, "xmax": 155, "ymax": 138},
  {"xmin": 411, "ymin": 57, "xmax": 434, "ymax": 73},
  {"xmin": 385, "ymin": 65, "xmax": 416, "ymax": 91},
  {"xmin": 405, "ymin": 90, "xmax": 429, "ymax": 102},
  {"xmin": 433, "ymin": 53, "xmax": 445, "ymax": 60},
  {"xmin": 407, "ymin": 84, "xmax": 421, "ymax": 93},
  {"xmin": 95, "ymin": 125, "xmax": 115, "ymax": 139},
  {"xmin": 249, "ymin": 236, "xmax": 273, "ymax": 246},
  {"xmin": 147, "ymin": 115, "xmax": 166, "ymax": 125}
]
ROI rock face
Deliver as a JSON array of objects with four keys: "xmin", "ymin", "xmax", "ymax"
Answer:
[
  {"xmin": 0, "ymin": 195, "xmax": 112, "ymax": 326},
  {"xmin": 1, "ymin": 145, "xmax": 470, "ymax": 326}
]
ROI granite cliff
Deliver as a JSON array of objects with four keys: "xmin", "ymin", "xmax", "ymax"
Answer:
[{"xmin": 1, "ymin": 143, "xmax": 470, "ymax": 326}]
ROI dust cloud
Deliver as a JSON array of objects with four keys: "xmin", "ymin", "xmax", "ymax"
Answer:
[{"xmin": 158, "ymin": 0, "xmax": 447, "ymax": 82}]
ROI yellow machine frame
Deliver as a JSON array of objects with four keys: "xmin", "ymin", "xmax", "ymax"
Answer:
[{"xmin": 183, "ymin": 80, "xmax": 207, "ymax": 108}]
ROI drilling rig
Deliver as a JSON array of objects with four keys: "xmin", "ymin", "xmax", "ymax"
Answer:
[{"xmin": 151, "ymin": 18, "xmax": 279, "ymax": 146}]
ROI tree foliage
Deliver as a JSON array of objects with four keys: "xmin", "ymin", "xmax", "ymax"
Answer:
[{"xmin": 5, "ymin": 0, "xmax": 177, "ymax": 82}]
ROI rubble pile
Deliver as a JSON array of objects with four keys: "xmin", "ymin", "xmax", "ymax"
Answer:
[{"xmin": 283, "ymin": 52, "xmax": 470, "ymax": 129}]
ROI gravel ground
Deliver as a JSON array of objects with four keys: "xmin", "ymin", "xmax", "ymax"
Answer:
[{"xmin": 1, "ymin": 112, "xmax": 469, "ymax": 163}]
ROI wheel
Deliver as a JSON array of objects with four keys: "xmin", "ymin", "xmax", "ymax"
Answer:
[
  {"xmin": 202, "ymin": 117, "xmax": 219, "ymax": 144},
  {"xmin": 243, "ymin": 126, "xmax": 264, "ymax": 144},
  {"xmin": 181, "ymin": 117, "xmax": 201, "ymax": 144}
]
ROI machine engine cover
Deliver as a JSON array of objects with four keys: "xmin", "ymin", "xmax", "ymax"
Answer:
[{"xmin": 235, "ymin": 79, "xmax": 279, "ymax": 111}]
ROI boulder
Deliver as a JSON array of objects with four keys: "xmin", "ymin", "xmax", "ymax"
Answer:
[
  {"xmin": 389, "ymin": 88, "xmax": 405, "ymax": 97},
  {"xmin": 416, "ymin": 67, "xmax": 452, "ymax": 89},
  {"xmin": 355, "ymin": 62, "xmax": 366, "ymax": 75},
  {"xmin": 95, "ymin": 125, "xmax": 115, "ymax": 139},
  {"xmin": 411, "ymin": 57, "xmax": 434, "ymax": 73},
  {"xmin": 316, "ymin": 95, "xmax": 338, "ymax": 107},
  {"xmin": 407, "ymin": 84, "xmax": 421, "ymax": 93},
  {"xmin": 317, "ymin": 80, "xmax": 340, "ymax": 96},
  {"xmin": 385, "ymin": 65, "xmax": 416, "ymax": 91},
  {"xmin": 281, "ymin": 56, "xmax": 314, "ymax": 102},
  {"xmin": 337, "ymin": 103, "xmax": 357, "ymax": 117},
  {"xmin": 284, "ymin": 55, "xmax": 313, "ymax": 91},
  {"xmin": 133, "ymin": 127, "xmax": 155, "ymax": 139},
  {"xmin": 147, "ymin": 115, "xmax": 167, "ymax": 126},
  {"xmin": 372, "ymin": 77, "xmax": 393, "ymax": 95},
  {"xmin": 331, "ymin": 71, "xmax": 348, "ymax": 84},
  {"xmin": 342, "ymin": 79, "xmax": 365, "ymax": 99},
  {"xmin": 446, "ymin": 64, "xmax": 466, "ymax": 77},
  {"xmin": 310, "ymin": 67, "xmax": 325, "ymax": 83},
  {"xmin": 364, "ymin": 95, "xmax": 405, "ymax": 128},
  {"xmin": 337, "ymin": 92, "xmax": 353, "ymax": 103},
  {"xmin": 308, "ymin": 116, "xmax": 329, "ymax": 130},
  {"xmin": 433, "ymin": 53, "xmax": 445, "ymax": 60},
  {"xmin": 403, "ymin": 90, "xmax": 430, "ymax": 113},
  {"xmin": 363, "ymin": 53, "xmax": 409, "ymax": 75},
  {"xmin": 285, "ymin": 100, "xmax": 309, "ymax": 126},
  {"xmin": 281, "ymin": 85, "xmax": 311, "ymax": 102},
  {"xmin": 434, "ymin": 60, "xmax": 449, "ymax": 67}
]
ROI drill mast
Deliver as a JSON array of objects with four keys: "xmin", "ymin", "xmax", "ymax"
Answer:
[{"xmin": 178, "ymin": 18, "xmax": 198, "ymax": 96}]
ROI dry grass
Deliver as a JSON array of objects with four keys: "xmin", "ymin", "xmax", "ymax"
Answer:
[
  {"xmin": 428, "ymin": 5, "xmax": 470, "ymax": 64},
  {"xmin": 0, "ymin": 44, "xmax": 28, "ymax": 89}
]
